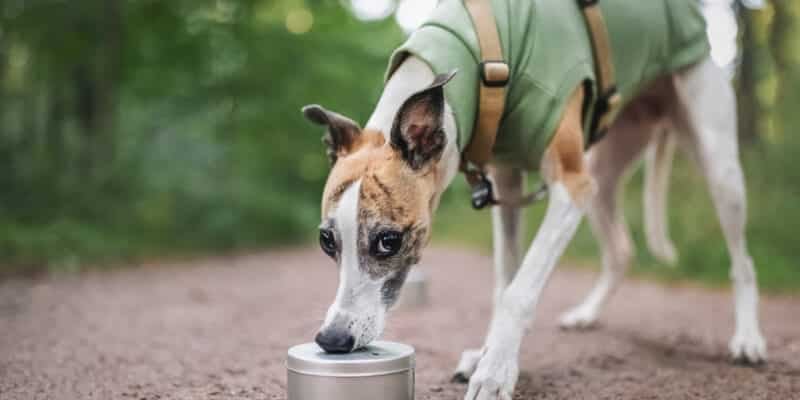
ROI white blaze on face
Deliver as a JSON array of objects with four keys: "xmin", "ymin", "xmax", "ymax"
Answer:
[
  {"xmin": 322, "ymin": 179, "xmax": 386, "ymax": 349},
  {"xmin": 336, "ymin": 179, "xmax": 362, "ymax": 305}
]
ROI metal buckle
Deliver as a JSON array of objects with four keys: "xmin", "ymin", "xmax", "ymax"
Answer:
[{"xmin": 479, "ymin": 61, "xmax": 510, "ymax": 88}]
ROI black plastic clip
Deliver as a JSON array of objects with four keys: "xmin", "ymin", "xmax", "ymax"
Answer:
[
  {"xmin": 470, "ymin": 173, "xmax": 495, "ymax": 210},
  {"xmin": 587, "ymin": 86, "xmax": 619, "ymax": 147}
]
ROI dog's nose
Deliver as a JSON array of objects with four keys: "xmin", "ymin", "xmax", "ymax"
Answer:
[{"xmin": 315, "ymin": 329, "xmax": 355, "ymax": 353}]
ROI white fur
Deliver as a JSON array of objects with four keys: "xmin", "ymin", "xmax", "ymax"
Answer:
[
  {"xmin": 366, "ymin": 56, "xmax": 461, "ymax": 197},
  {"xmin": 321, "ymin": 180, "xmax": 387, "ymax": 349},
  {"xmin": 366, "ymin": 57, "xmax": 432, "ymax": 136},
  {"xmin": 672, "ymin": 58, "xmax": 766, "ymax": 362},
  {"xmin": 488, "ymin": 166, "xmax": 526, "ymax": 306},
  {"xmin": 455, "ymin": 165, "xmax": 525, "ymax": 380},
  {"xmin": 644, "ymin": 130, "xmax": 678, "ymax": 264},
  {"xmin": 466, "ymin": 183, "xmax": 584, "ymax": 400}
]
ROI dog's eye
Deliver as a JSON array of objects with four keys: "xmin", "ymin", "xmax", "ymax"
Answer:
[
  {"xmin": 371, "ymin": 230, "xmax": 403, "ymax": 259},
  {"xmin": 319, "ymin": 229, "xmax": 337, "ymax": 258}
]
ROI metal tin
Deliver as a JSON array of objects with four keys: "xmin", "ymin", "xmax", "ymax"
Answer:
[
  {"xmin": 287, "ymin": 341, "xmax": 415, "ymax": 400},
  {"xmin": 396, "ymin": 267, "xmax": 429, "ymax": 309}
]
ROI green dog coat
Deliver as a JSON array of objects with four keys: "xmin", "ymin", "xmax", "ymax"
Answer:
[{"xmin": 386, "ymin": 0, "xmax": 710, "ymax": 170}]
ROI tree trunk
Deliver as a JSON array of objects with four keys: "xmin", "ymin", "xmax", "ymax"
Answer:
[
  {"xmin": 737, "ymin": 5, "xmax": 761, "ymax": 143},
  {"xmin": 46, "ymin": 84, "xmax": 66, "ymax": 179},
  {"xmin": 74, "ymin": 62, "xmax": 98, "ymax": 178},
  {"xmin": 769, "ymin": 0, "xmax": 800, "ymax": 131},
  {"xmin": 94, "ymin": 0, "xmax": 123, "ymax": 179},
  {"xmin": 74, "ymin": 0, "xmax": 123, "ymax": 182}
]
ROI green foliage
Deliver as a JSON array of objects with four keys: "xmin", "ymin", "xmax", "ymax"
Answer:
[
  {"xmin": 0, "ymin": 1, "xmax": 798, "ymax": 292},
  {"xmin": 0, "ymin": 0, "xmax": 403, "ymax": 269}
]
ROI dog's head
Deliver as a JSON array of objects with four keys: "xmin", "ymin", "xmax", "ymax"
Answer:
[{"xmin": 302, "ymin": 72, "xmax": 454, "ymax": 353}]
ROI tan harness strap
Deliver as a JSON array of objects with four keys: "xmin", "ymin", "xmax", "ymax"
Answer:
[
  {"xmin": 459, "ymin": 0, "xmax": 514, "ymax": 209},
  {"xmin": 460, "ymin": 0, "xmax": 550, "ymax": 210},
  {"xmin": 462, "ymin": 0, "xmax": 509, "ymax": 168},
  {"xmin": 457, "ymin": 0, "xmax": 620, "ymax": 209},
  {"xmin": 578, "ymin": 0, "xmax": 621, "ymax": 145}
]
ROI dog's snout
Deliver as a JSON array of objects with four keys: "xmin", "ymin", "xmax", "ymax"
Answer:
[{"xmin": 315, "ymin": 328, "xmax": 356, "ymax": 353}]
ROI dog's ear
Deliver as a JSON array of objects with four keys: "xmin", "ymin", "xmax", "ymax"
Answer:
[
  {"xmin": 302, "ymin": 105, "xmax": 362, "ymax": 165},
  {"xmin": 390, "ymin": 71, "xmax": 456, "ymax": 170}
]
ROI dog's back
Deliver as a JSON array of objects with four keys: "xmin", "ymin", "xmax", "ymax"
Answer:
[{"xmin": 388, "ymin": 0, "xmax": 709, "ymax": 170}]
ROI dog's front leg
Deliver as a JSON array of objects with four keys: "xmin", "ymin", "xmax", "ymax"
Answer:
[
  {"xmin": 464, "ymin": 87, "xmax": 593, "ymax": 400},
  {"xmin": 454, "ymin": 165, "xmax": 525, "ymax": 382},
  {"xmin": 464, "ymin": 182, "xmax": 585, "ymax": 400}
]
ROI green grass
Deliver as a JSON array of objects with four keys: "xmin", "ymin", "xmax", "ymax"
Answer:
[{"xmin": 433, "ymin": 144, "xmax": 800, "ymax": 293}]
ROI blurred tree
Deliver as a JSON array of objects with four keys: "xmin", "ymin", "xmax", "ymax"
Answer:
[
  {"xmin": 735, "ymin": 0, "xmax": 800, "ymax": 143},
  {"xmin": 0, "ymin": 0, "xmax": 798, "ymax": 291},
  {"xmin": 769, "ymin": 0, "xmax": 800, "ymax": 138},
  {"xmin": 0, "ymin": 0, "xmax": 404, "ymax": 268},
  {"xmin": 736, "ymin": 2, "xmax": 767, "ymax": 143}
]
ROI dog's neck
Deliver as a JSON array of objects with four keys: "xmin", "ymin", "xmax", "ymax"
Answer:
[{"xmin": 365, "ymin": 56, "xmax": 461, "ymax": 206}]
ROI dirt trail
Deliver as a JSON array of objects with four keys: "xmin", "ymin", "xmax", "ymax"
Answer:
[{"xmin": 1, "ymin": 248, "xmax": 799, "ymax": 400}]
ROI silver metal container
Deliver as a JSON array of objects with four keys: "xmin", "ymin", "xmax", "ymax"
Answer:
[
  {"xmin": 286, "ymin": 341, "xmax": 415, "ymax": 400},
  {"xmin": 396, "ymin": 267, "xmax": 428, "ymax": 309}
]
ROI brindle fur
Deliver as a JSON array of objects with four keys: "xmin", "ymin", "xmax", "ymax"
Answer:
[{"xmin": 320, "ymin": 130, "xmax": 438, "ymax": 280}]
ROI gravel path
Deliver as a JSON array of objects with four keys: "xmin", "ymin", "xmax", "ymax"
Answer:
[{"xmin": 1, "ymin": 248, "xmax": 798, "ymax": 399}]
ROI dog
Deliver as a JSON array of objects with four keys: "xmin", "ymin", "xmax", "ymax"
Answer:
[{"xmin": 302, "ymin": 0, "xmax": 766, "ymax": 398}]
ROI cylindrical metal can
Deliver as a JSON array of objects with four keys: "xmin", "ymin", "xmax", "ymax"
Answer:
[{"xmin": 286, "ymin": 341, "xmax": 415, "ymax": 400}]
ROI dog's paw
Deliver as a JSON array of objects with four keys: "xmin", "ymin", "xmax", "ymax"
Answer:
[
  {"xmin": 463, "ymin": 349, "xmax": 518, "ymax": 400},
  {"xmin": 729, "ymin": 329, "xmax": 767, "ymax": 364},
  {"xmin": 558, "ymin": 305, "xmax": 598, "ymax": 329},
  {"xmin": 452, "ymin": 348, "xmax": 483, "ymax": 383}
]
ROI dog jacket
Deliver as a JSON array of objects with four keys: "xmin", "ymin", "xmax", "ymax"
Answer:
[{"xmin": 386, "ymin": 0, "xmax": 710, "ymax": 170}]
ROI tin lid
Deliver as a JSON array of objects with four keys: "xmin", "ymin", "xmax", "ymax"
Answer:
[{"xmin": 286, "ymin": 341, "xmax": 415, "ymax": 377}]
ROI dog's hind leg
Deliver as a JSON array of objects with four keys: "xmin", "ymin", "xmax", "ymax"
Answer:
[
  {"xmin": 559, "ymin": 97, "xmax": 660, "ymax": 329},
  {"xmin": 644, "ymin": 127, "xmax": 678, "ymax": 265},
  {"xmin": 673, "ymin": 57, "xmax": 766, "ymax": 363},
  {"xmin": 453, "ymin": 165, "xmax": 525, "ymax": 383}
]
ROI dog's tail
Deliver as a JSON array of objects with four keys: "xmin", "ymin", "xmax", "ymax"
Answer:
[{"xmin": 643, "ymin": 129, "xmax": 678, "ymax": 265}]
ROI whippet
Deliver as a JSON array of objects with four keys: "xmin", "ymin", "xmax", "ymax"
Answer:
[{"xmin": 303, "ymin": 1, "xmax": 766, "ymax": 398}]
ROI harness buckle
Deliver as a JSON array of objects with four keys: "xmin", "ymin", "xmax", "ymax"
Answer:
[
  {"xmin": 588, "ymin": 86, "xmax": 621, "ymax": 146},
  {"xmin": 479, "ymin": 61, "xmax": 510, "ymax": 88},
  {"xmin": 470, "ymin": 172, "xmax": 495, "ymax": 210}
]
